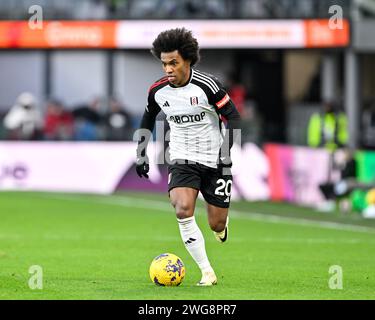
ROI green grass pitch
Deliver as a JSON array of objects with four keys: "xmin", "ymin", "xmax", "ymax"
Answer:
[{"xmin": 1, "ymin": 191, "xmax": 375, "ymax": 300}]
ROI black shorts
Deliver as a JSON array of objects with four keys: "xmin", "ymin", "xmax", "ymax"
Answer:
[{"xmin": 168, "ymin": 160, "xmax": 233, "ymax": 208}]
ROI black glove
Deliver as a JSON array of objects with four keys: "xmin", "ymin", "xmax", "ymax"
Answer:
[
  {"xmin": 136, "ymin": 155, "xmax": 149, "ymax": 179},
  {"xmin": 217, "ymin": 152, "xmax": 232, "ymax": 176},
  {"xmin": 218, "ymin": 151, "xmax": 232, "ymax": 169}
]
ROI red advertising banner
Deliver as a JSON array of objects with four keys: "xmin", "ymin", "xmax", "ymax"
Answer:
[
  {"xmin": 0, "ymin": 21, "xmax": 117, "ymax": 48},
  {"xmin": 304, "ymin": 19, "xmax": 350, "ymax": 48},
  {"xmin": 0, "ymin": 19, "xmax": 349, "ymax": 49}
]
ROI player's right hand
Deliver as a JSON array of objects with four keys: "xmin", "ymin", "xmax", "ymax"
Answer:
[{"xmin": 136, "ymin": 155, "xmax": 150, "ymax": 179}]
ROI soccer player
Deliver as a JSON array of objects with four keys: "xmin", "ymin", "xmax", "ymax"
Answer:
[{"xmin": 136, "ymin": 28, "xmax": 241, "ymax": 286}]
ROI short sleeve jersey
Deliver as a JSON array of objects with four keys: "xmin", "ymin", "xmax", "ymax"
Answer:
[{"xmin": 146, "ymin": 69, "xmax": 231, "ymax": 168}]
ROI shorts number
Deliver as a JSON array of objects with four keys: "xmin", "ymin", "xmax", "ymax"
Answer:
[{"xmin": 215, "ymin": 179, "xmax": 232, "ymax": 196}]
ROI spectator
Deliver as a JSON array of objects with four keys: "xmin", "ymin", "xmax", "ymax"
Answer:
[
  {"xmin": 361, "ymin": 101, "xmax": 375, "ymax": 149},
  {"xmin": 72, "ymin": 98, "xmax": 103, "ymax": 141},
  {"xmin": 3, "ymin": 92, "xmax": 43, "ymax": 140},
  {"xmin": 318, "ymin": 149, "xmax": 375, "ymax": 214},
  {"xmin": 104, "ymin": 97, "xmax": 133, "ymax": 141},
  {"xmin": 307, "ymin": 101, "xmax": 349, "ymax": 212},
  {"xmin": 44, "ymin": 99, "xmax": 74, "ymax": 140},
  {"xmin": 226, "ymin": 73, "xmax": 247, "ymax": 117},
  {"xmin": 307, "ymin": 101, "xmax": 348, "ymax": 151},
  {"xmin": 225, "ymin": 72, "xmax": 262, "ymax": 144},
  {"xmin": 318, "ymin": 148, "xmax": 356, "ymax": 212}
]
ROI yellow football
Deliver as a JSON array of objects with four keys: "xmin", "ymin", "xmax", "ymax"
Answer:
[{"xmin": 149, "ymin": 253, "xmax": 185, "ymax": 286}]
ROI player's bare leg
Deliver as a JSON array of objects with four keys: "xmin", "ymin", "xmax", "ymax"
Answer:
[
  {"xmin": 170, "ymin": 187, "xmax": 198, "ymax": 220},
  {"xmin": 206, "ymin": 203, "xmax": 229, "ymax": 243},
  {"xmin": 170, "ymin": 187, "xmax": 217, "ymax": 286}
]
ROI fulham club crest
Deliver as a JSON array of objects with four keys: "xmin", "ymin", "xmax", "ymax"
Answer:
[{"xmin": 190, "ymin": 96, "xmax": 198, "ymax": 106}]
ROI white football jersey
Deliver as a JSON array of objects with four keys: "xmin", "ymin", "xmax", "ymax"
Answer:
[{"xmin": 147, "ymin": 69, "xmax": 231, "ymax": 168}]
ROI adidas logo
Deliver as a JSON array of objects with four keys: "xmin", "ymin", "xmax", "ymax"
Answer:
[
  {"xmin": 163, "ymin": 101, "xmax": 170, "ymax": 107},
  {"xmin": 184, "ymin": 237, "xmax": 196, "ymax": 245}
]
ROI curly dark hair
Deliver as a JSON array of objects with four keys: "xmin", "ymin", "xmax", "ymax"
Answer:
[{"xmin": 151, "ymin": 28, "xmax": 200, "ymax": 66}]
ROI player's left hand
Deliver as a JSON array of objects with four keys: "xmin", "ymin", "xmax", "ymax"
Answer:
[
  {"xmin": 218, "ymin": 154, "xmax": 232, "ymax": 168},
  {"xmin": 136, "ymin": 155, "xmax": 150, "ymax": 178}
]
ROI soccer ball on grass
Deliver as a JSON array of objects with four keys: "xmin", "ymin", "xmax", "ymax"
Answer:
[{"xmin": 149, "ymin": 253, "xmax": 185, "ymax": 286}]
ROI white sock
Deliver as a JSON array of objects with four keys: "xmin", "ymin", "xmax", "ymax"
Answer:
[{"xmin": 177, "ymin": 216, "xmax": 213, "ymax": 273}]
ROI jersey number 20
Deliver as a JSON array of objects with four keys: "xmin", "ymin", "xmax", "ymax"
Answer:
[{"xmin": 215, "ymin": 179, "xmax": 232, "ymax": 197}]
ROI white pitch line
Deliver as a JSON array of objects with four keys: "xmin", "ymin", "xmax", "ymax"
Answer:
[
  {"xmin": 41, "ymin": 194, "xmax": 375, "ymax": 234},
  {"xmin": 229, "ymin": 209, "xmax": 375, "ymax": 234},
  {"xmin": 0, "ymin": 232, "xmax": 372, "ymax": 244},
  {"xmin": 0, "ymin": 233, "xmax": 181, "ymax": 242}
]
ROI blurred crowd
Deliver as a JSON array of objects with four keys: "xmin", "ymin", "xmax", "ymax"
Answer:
[
  {"xmin": 0, "ymin": 92, "xmax": 135, "ymax": 141},
  {"xmin": 0, "ymin": 75, "xmax": 261, "ymax": 143},
  {"xmin": 0, "ymin": 0, "xmax": 352, "ymax": 20}
]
